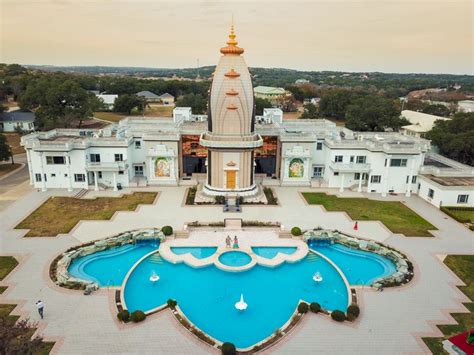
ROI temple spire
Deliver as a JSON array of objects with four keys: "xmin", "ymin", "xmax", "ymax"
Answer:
[{"xmin": 220, "ymin": 19, "xmax": 244, "ymax": 55}]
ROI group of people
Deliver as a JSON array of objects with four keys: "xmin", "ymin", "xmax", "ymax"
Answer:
[{"xmin": 225, "ymin": 235, "xmax": 239, "ymax": 249}]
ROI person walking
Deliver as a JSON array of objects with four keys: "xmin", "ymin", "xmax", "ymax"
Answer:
[
  {"xmin": 36, "ymin": 300, "xmax": 44, "ymax": 319},
  {"xmin": 225, "ymin": 235, "xmax": 231, "ymax": 248}
]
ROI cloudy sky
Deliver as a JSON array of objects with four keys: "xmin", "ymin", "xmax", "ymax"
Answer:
[{"xmin": 1, "ymin": 0, "xmax": 472, "ymax": 74}]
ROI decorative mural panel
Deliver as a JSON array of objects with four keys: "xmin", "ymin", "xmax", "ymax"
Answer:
[
  {"xmin": 289, "ymin": 158, "xmax": 304, "ymax": 178},
  {"xmin": 155, "ymin": 157, "xmax": 170, "ymax": 177}
]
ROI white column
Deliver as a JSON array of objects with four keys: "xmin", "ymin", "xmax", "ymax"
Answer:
[
  {"xmin": 339, "ymin": 173, "xmax": 345, "ymax": 192},
  {"xmin": 66, "ymin": 155, "xmax": 73, "ymax": 192},
  {"xmin": 94, "ymin": 171, "xmax": 99, "ymax": 191},
  {"xmin": 406, "ymin": 158, "xmax": 415, "ymax": 197},
  {"xmin": 357, "ymin": 173, "xmax": 363, "ymax": 192},
  {"xmin": 26, "ymin": 149, "xmax": 33, "ymax": 185},
  {"xmin": 113, "ymin": 172, "xmax": 117, "ymax": 191},
  {"xmin": 39, "ymin": 152, "xmax": 47, "ymax": 192},
  {"xmin": 382, "ymin": 156, "xmax": 390, "ymax": 197}
]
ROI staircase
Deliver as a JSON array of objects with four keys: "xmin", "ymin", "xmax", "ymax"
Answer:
[
  {"xmin": 74, "ymin": 189, "xmax": 89, "ymax": 199},
  {"xmin": 306, "ymin": 253, "xmax": 318, "ymax": 262},
  {"xmin": 148, "ymin": 253, "xmax": 164, "ymax": 264}
]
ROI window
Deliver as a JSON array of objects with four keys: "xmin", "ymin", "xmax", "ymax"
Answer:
[
  {"xmin": 35, "ymin": 173, "xmax": 42, "ymax": 182},
  {"xmin": 390, "ymin": 159, "xmax": 407, "ymax": 167},
  {"xmin": 135, "ymin": 141, "xmax": 141, "ymax": 149},
  {"xmin": 135, "ymin": 166, "xmax": 144, "ymax": 176},
  {"xmin": 457, "ymin": 194, "xmax": 469, "ymax": 203},
  {"xmin": 46, "ymin": 156, "xmax": 65, "ymax": 165},
  {"xmin": 356, "ymin": 156, "xmax": 366, "ymax": 164},
  {"xmin": 90, "ymin": 154, "xmax": 101, "ymax": 163},
  {"xmin": 51, "ymin": 173, "xmax": 56, "ymax": 177},
  {"xmin": 354, "ymin": 173, "xmax": 361, "ymax": 180},
  {"xmin": 313, "ymin": 166, "xmax": 323, "ymax": 177},
  {"xmin": 370, "ymin": 175, "xmax": 381, "ymax": 183},
  {"xmin": 316, "ymin": 142, "xmax": 323, "ymax": 150},
  {"xmin": 350, "ymin": 156, "xmax": 354, "ymax": 163},
  {"xmin": 428, "ymin": 188, "xmax": 434, "ymax": 199},
  {"xmin": 118, "ymin": 170, "xmax": 124, "ymax": 175},
  {"xmin": 98, "ymin": 171, "xmax": 102, "ymax": 179},
  {"xmin": 412, "ymin": 176, "xmax": 417, "ymax": 183},
  {"xmin": 64, "ymin": 174, "xmax": 68, "ymax": 177},
  {"xmin": 114, "ymin": 154, "xmax": 124, "ymax": 162},
  {"xmin": 334, "ymin": 155, "xmax": 343, "ymax": 163},
  {"xmin": 74, "ymin": 174, "xmax": 86, "ymax": 182},
  {"xmin": 333, "ymin": 172, "xmax": 339, "ymax": 176}
]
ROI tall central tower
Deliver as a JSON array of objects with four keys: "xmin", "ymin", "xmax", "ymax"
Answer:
[{"xmin": 200, "ymin": 24, "xmax": 263, "ymax": 196}]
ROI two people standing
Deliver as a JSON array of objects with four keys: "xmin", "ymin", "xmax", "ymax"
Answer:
[{"xmin": 225, "ymin": 235, "xmax": 239, "ymax": 249}]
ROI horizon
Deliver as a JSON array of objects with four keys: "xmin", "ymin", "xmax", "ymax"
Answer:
[{"xmin": 1, "ymin": 1, "xmax": 473, "ymax": 76}]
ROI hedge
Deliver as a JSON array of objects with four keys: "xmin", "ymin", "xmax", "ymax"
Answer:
[
  {"xmin": 310, "ymin": 302, "xmax": 321, "ymax": 313},
  {"xmin": 331, "ymin": 310, "xmax": 346, "ymax": 322},
  {"xmin": 297, "ymin": 302, "xmax": 309, "ymax": 314},
  {"xmin": 161, "ymin": 226, "xmax": 173, "ymax": 236},
  {"xmin": 291, "ymin": 227, "xmax": 302, "ymax": 236},
  {"xmin": 117, "ymin": 309, "xmax": 130, "ymax": 322},
  {"xmin": 221, "ymin": 342, "xmax": 236, "ymax": 355},
  {"xmin": 346, "ymin": 304, "xmax": 360, "ymax": 321},
  {"xmin": 130, "ymin": 310, "xmax": 146, "ymax": 322}
]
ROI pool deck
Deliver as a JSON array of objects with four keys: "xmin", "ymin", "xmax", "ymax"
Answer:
[
  {"xmin": 0, "ymin": 185, "xmax": 473, "ymax": 354},
  {"xmin": 160, "ymin": 230, "xmax": 308, "ymax": 271}
]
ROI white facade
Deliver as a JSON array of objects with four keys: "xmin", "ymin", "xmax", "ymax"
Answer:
[{"xmin": 1, "ymin": 120, "xmax": 35, "ymax": 132}]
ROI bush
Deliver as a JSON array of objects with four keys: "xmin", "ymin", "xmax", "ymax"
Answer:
[
  {"xmin": 346, "ymin": 304, "xmax": 360, "ymax": 321},
  {"xmin": 221, "ymin": 342, "xmax": 236, "ymax": 355},
  {"xmin": 161, "ymin": 226, "xmax": 173, "ymax": 236},
  {"xmin": 330, "ymin": 310, "xmax": 346, "ymax": 322},
  {"xmin": 130, "ymin": 310, "xmax": 146, "ymax": 322},
  {"xmin": 310, "ymin": 302, "xmax": 321, "ymax": 313},
  {"xmin": 297, "ymin": 302, "xmax": 309, "ymax": 314},
  {"xmin": 215, "ymin": 195, "xmax": 225, "ymax": 204},
  {"xmin": 291, "ymin": 226, "xmax": 302, "ymax": 236},
  {"xmin": 117, "ymin": 309, "xmax": 130, "ymax": 322},
  {"xmin": 167, "ymin": 299, "xmax": 177, "ymax": 308}
]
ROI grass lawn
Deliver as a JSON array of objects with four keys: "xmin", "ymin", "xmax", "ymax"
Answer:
[
  {"xmin": 0, "ymin": 163, "xmax": 21, "ymax": 177},
  {"xmin": 143, "ymin": 104, "xmax": 174, "ymax": 117},
  {"xmin": 423, "ymin": 255, "xmax": 474, "ymax": 354},
  {"xmin": 443, "ymin": 208, "xmax": 474, "ymax": 223},
  {"xmin": 93, "ymin": 111, "xmax": 127, "ymax": 122},
  {"xmin": 16, "ymin": 192, "xmax": 157, "ymax": 237},
  {"xmin": 0, "ymin": 256, "xmax": 18, "ymax": 280},
  {"xmin": 3, "ymin": 132, "xmax": 25, "ymax": 154},
  {"xmin": 302, "ymin": 192, "xmax": 436, "ymax": 237}
]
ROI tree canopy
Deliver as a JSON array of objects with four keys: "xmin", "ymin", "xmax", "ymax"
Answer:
[
  {"xmin": 175, "ymin": 93, "xmax": 207, "ymax": 114},
  {"xmin": 113, "ymin": 94, "xmax": 145, "ymax": 114},
  {"xmin": 427, "ymin": 112, "xmax": 474, "ymax": 166},
  {"xmin": 255, "ymin": 97, "xmax": 273, "ymax": 115},
  {"xmin": 300, "ymin": 103, "xmax": 320, "ymax": 119},
  {"xmin": 0, "ymin": 134, "xmax": 12, "ymax": 161}
]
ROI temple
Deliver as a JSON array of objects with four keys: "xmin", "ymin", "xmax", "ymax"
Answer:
[{"xmin": 200, "ymin": 24, "xmax": 262, "ymax": 196}]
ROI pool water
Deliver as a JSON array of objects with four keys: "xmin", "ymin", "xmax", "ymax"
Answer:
[
  {"xmin": 124, "ymin": 252, "xmax": 348, "ymax": 348},
  {"xmin": 218, "ymin": 251, "xmax": 252, "ymax": 267},
  {"xmin": 170, "ymin": 247, "xmax": 217, "ymax": 259},
  {"xmin": 310, "ymin": 243, "xmax": 396, "ymax": 285},
  {"xmin": 68, "ymin": 241, "xmax": 159, "ymax": 286},
  {"xmin": 252, "ymin": 246, "xmax": 297, "ymax": 259}
]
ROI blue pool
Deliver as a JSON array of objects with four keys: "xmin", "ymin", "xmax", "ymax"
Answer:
[
  {"xmin": 310, "ymin": 242, "xmax": 396, "ymax": 285},
  {"xmin": 170, "ymin": 247, "xmax": 217, "ymax": 259},
  {"xmin": 252, "ymin": 246, "xmax": 297, "ymax": 259},
  {"xmin": 68, "ymin": 241, "xmax": 159, "ymax": 286},
  {"xmin": 124, "ymin": 252, "xmax": 348, "ymax": 348},
  {"xmin": 218, "ymin": 251, "xmax": 252, "ymax": 267}
]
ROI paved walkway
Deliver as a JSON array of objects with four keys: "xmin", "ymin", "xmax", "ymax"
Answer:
[{"xmin": 0, "ymin": 186, "xmax": 472, "ymax": 354}]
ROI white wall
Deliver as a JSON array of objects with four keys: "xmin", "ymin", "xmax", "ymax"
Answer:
[
  {"xmin": 1, "ymin": 121, "xmax": 34, "ymax": 132},
  {"xmin": 418, "ymin": 176, "xmax": 473, "ymax": 207}
]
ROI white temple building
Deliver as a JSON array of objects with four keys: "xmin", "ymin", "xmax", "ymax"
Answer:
[{"xmin": 20, "ymin": 26, "xmax": 473, "ymax": 208}]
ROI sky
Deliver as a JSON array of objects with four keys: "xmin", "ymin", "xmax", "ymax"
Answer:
[{"xmin": 1, "ymin": 0, "xmax": 473, "ymax": 74}]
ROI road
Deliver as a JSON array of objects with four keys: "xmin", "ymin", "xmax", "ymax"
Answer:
[{"xmin": 0, "ymin": 154, "xmax": 31, "ymax": 210}]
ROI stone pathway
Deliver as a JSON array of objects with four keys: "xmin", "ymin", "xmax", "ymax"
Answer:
[{"xmin": 0, "ymin": 186, "xmax": 472, "ymax": 354}]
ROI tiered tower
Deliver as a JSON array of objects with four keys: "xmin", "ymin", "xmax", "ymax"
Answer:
[{"xmin": 200, "ymin": 23, "xmax": 262, "ymax": 196}]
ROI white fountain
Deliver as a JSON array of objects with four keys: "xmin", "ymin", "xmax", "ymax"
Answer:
[
  {"xmin": 149, "ymin": 271, "xmax": 160, "ymax": 283},
  {"xmin": 313, "ymin": 272, "xmax": 323, "ymax": 283},
  {"xmin": 235, "ymin": 293, "xmax": 248, "ymax": 311}
]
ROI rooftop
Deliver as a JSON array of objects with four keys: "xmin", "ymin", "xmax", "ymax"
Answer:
[
  {"xmin": 0, "ymin": 109, "xmax": 35, "ymax": 122},
  {"xmin": 422, "ymin": 175, "xmax": 474, "ymax": 187},
  {"xmin": 136, "ymin": 91, "xmax": 160, "ymax": 99},
  {"xmin": 254, "ymin": 86, "xmax": 286, "ymax": 95}
]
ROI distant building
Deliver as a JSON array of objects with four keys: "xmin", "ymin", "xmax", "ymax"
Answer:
[
  {"xmin": 96, "ymin": 94, "xmax": 118, "ymax": 110},
  {"xmin": 457, "ymin": 100, "xmax": 474, "ymax": 113},
  {"xmin": 400, "ymin": 110, "xmax": 450, "ymax": 138},
  {"xmin": 158, "ymin": 93, "xmax": 175, "ymax": 105},
  {"xmin": 136, "ymin": 91, "xmax": 161, "ymax": 102},
  {"xmin": 295, "ymin": 79, "xmax": 309, "ymax": 85},
  {"xmin": 0, "ymin": 109, "xmax": 35, "ymax": 132},
  {"xmin": 254, "ymin": 86, "xmax": 287, "ymax": 102}
]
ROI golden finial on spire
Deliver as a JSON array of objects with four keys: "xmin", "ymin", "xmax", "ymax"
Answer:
[{"xmin": 220, "ymin": 17, "xmax": 244, "ymax": 55}]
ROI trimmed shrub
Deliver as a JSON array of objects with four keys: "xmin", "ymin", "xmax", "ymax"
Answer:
[
  {"xmin": 297, "ymin": 302, "xmax": 309, "ymax": 314},
  {"xmin": 130, "ymin": 310, "xmax": 146, "ymax": 322},
  {"xmin": 117, "ymin": 309, "xmax": 130, "ymax": 322},
  {"xmin": 331, "ymin": 310, "xmax": 346, "ymax": 322},
  {"xmin": 221, "ymin": 342, "xmax": 236, "ymax": 355},
  {"xmin": 347, "ymin": 304, "xmax": 360, "ymax": 321},
  {"xmin": 215, "ymin": 195, "xmax": 225, "ymax": 204},
  {"xmin": 310, "ymin": 302, "xmax": 321, "ymax": 313},
  {"xmin": 161, "ymin": 226, "xmax": 173, "ymax": 236},
  {"xmin": 291, "ymin": 226, "xmax": 302, "ymax": 236},
  {"xmin": 167, "ymin": 299, "xmax": 177, "ymax": 308}
]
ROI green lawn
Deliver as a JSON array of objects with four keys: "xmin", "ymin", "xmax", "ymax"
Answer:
[
  {"xmin": 443, "ymin": 207, "xmax": 474, "ymax": 223},
  {"xmin": 0, "ymin": 256, "xmax": 18, "ymax": 280},
  {"xmin": 302, "ymin": 192, "xmax": 436, "ymax": 237},
  {"xmin": 16, "ymin": 192, "xmax": 157, "ymax": 237},
  {"xmin": 423, "ymin": 255, "xmax": 474, "ymax": 354}
]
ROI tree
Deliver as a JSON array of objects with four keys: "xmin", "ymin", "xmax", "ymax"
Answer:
[
  {"xmin": 175, "ymin": 93, "xmax": 207, "ymax": 114},
  {"xmin": 422, "ymin": 104, "xmax": 451, "ymax": 117},
  {"xmin": 255, "ymin": 97, "xmax": 273, "ymax": 115},
  {"xmin": 0, "ymin": 134, "xmax": 13, "ymax": 164},
  {"xmin": 319, "ymin": 89, "xmax": 361, "ymax": 119},
  {"xmin": 0, "ymin": 315, "xmax": 45, "ymax": 354},
  {"xmin": 427, "ymin": 112, "xmax": 474, "ymax": 165},
  {"xmin": 276, "ymin": 95, "xmax": 297, "ymax": 112},
  {"xmin": 300, "ymin": 103, "xmax": 320, "ymax": 119},
  {"xmin": 345, "ymin": 96, "xmax": 404, "ymax": 132},
  {"xmin": 113, "ymin": 94, "xmax": 144, "ymax": 114}
]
